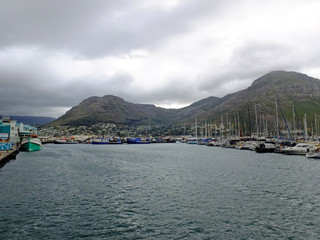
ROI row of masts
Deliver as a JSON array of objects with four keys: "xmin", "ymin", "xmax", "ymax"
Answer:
[{"xmin": 190, "ymin": 99, "xmax": 319, "ymax": 141}]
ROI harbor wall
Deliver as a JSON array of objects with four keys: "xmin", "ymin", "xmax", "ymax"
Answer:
[{"xmin": 0, "ymin": 149, "xmax": 19, "ymax": 168}]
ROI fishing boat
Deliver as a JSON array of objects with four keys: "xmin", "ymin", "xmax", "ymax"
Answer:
[
  {"xmin": 20, "ymin": 136, "xmax": 42, "ymax": 152},
  {"xmin": 92, "ymin": 138, "xmax": 123, "ymax": 144}
]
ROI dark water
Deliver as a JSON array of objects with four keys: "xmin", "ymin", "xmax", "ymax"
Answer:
[{"xmin": 1, "ymin": 143, "xmax": 320, "ymax": 239}]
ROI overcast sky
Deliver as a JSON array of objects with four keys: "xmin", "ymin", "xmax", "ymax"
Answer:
[{"xmin": 1, "ymin": 0, "xmax": 320, "ymax": 118}]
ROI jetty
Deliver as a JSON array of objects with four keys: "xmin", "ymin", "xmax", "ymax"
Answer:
[{"xmin": 0, "ymin": 149, "xmax": 19, "ymax": 168}]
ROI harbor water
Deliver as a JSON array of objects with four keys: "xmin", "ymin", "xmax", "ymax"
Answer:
[{"xmin": 0, "ymin": 143, "xmax": 320, "ymax": 239}]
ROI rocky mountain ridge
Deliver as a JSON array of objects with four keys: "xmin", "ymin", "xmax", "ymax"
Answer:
[{"xmin": 50, "ymin": 71, "xmax": 320, "ymax": 126}]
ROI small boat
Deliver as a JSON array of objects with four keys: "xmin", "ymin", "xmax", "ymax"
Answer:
[
  {"xmin": 255, "ymin": 142, "xmax": 276, "ymax": 153},
  {"xmin": 20, "ymin": 136, "xmax": 42, "ymax": 152},
  {"xmin": 306, "ymin": 146, "xmax": 320, "ymax": 158},
  {"xmin": 281, "ymin": 143, "xmax": 316, "ymax": 155},
  {"xmin": 221, "ymin": 140, "xmax": 237, "ymax": 148},
  {"xmin": 126, "ymin": 138, "xmax": 151, "ymax": 144},
  {"xmin": 212, "ymin": 141, "xmax": 223, "ymax": 147},
  {"xmin": 54, "ymin": 138, "xmax": 79, "ymax": 144},
  {"xmin": 235, "ymin": 141, "xmax": 250, "ymax": 150},
  {"xmin": 274, "ymin": 141, "xmax": 296, "ymax": 153},
  {"xmin": 92, "ymin": 138, "xmax": 123, "ymax": 144},
  {"xmin": 206, "ymin": 140, "xmax": 215, "ymax": 146}
]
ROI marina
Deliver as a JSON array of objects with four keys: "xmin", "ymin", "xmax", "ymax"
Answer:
[
  {"xmin": 2, "ymin": 113, "xmax": 320, "ymax": 169},
  {"xmin": 1, "ymin": 114, "xmax": 320, "ymax": 238},
  {"xmin": 2, "ymin": 0, "xmax": 320, "ymax": 238},
  {"xmin": 0, "ymin": 143, "xmax": 319, "ymax": 239}
]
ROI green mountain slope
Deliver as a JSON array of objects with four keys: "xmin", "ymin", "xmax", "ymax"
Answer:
[{"xmin": 202, "ymin": 71, "xmax": 320, "ymax": 121}]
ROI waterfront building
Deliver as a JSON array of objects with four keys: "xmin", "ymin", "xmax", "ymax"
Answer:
[
  {"xmin": 0, "ymin": 117, "xmax": 37, "ymax": 149},
  {"xmin": 0, "ymin": 117, "xmax": 20, "ymax": 148},
  {"xmin": 18, "ymin": 122, "xmax": 37, "ymax": 136}
]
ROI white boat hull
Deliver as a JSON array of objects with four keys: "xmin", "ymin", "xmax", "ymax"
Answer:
[
  {"xmin": 281, "ymin": 143, "xmax": 317, "ymax": 155},
  {"xmin": 306, "ymin": 147, "xmax": 320, "ymax": 158}
]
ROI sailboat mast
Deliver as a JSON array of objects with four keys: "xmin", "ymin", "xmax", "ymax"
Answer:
[
  {"xmin": 234, "ymin": 116, "xmax": 237, "ymax": 137},
  {"xmin": 195, "ymin": 118, "xmax": 198, "ymax": 139},
  {"xmin": 205, "ymin": 122, "xmax": 208, "ymax": 138},
  {"xmin": 220, "ymin": 115, "xmax": 224, "ymax": 140},
  {"xmin": 265, "ymin": 115, "xmax": 268, "ymax": 136},
  {"xmin": 237, "ymin": 112, "xmax": 240, "ymax": 138},
  {"xmin": 247, "ymin": 107, "xmax": 251, "ymax": 137},
  {"xmin": 304, "ymin": 114, "xmax": 308, "ymax": 140},
  {"xmin": 275, "ymin": 99, "xmax": 279, "ymax": 138},
  {"xmin": 279, "ymin": 100, "xmax": 293, "ymax": 141},
  {"xmin": 226, "ymin": 113, "xmax": 229, "ymax": 138},
  {"xmin": 293, "ymin": 105, "xmax": 296, "ymax": 140},
  {"xmin": 255, "ymin": 105, "xmax": 259, "ymax": 135},
  {"xmin": 315, "ymin": 114, "xmax": 318, "ymax": 139}
]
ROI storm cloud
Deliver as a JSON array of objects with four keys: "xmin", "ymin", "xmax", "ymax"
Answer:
[{"xmin": 1, "ymin": 0, "xmax": 320, "ymax": 117}]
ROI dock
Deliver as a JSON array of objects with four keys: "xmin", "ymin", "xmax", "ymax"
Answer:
[{"xmin": 0, "ymin": 149, "xmax": 19, "ymax": 168}]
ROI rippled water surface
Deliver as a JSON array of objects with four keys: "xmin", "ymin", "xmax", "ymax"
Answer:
[{"xmin": 1, "ymin": 143, "xmax": 320, "ymax": 239}]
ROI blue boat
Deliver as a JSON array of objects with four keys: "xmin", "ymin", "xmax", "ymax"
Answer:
[{"xmin": 126, "ymin": 138, "xmax": 151, "ymax": 144}]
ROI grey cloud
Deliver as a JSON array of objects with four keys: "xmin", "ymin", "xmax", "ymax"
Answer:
[
  {"xmin": 1, "ymin": 0, "xmax": 320, "ymax": 118},
  {"xmin": 0, "ymin": 58, "xmax": 139, "ymax": 117},
  {"xmin": 121, "ymin": 77, "xmax": 204, "ymax": 107},
  {"xmin": 0, "ymin": 0, "xmax": 226, "ymax": 58},
  {"xmin": 197, "ymin": 41, "xmax": 317, "ymax": 95},
  {"xmin": 231, "ymin": 42, "xmax": 298, "ymax": 70}
]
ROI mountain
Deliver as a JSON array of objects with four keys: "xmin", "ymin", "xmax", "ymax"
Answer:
[
  {"xmin": 5, "ymin": 116, "xmax": 56, "ymax": 125},
  {"xmin": 50, "ymin": 95, "xmax": 175, "ymax": 126},
  {"xmin": 197, "ymin": 71, "xmax": 320, "ymax": 123},
  {"xmin": 50, "ymin": 95, "xmax": 226, "ymax": 126},
  {"xmin": 167, "ymin": 96, "xmax": 229, "ymax": 124},
  {"xmin": 50, "ymin": 71, "xmax": 320, "ymax": 127}
]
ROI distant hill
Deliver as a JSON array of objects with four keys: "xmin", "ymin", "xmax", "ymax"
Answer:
[
  {"xmin": 50, "ymin": 95, "xmax": 175, "ymax": 126},
  {"xmin": 8, "ymin": 116, "xmax": 56, "ymax": 125},
  {"xmin": 49, "ymin": 71, "xmax": 320, "ymax": 127}
]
